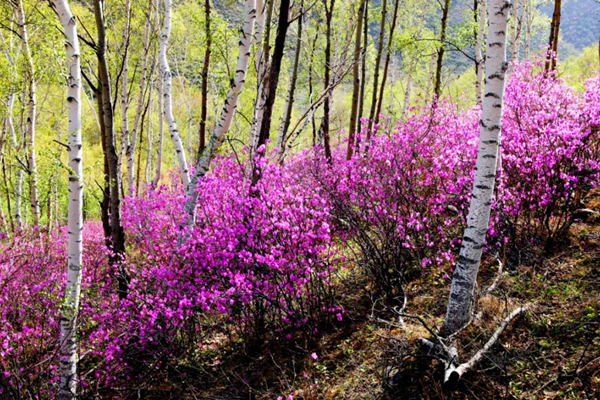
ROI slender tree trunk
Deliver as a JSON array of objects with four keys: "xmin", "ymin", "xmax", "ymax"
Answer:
[
  {"xmin": 198, "ymin": 0, "xmax": 211, "ymax": 160},
  {"xmin": 545, "ymin": 0, "xmax": 561, "ymax": 71},
  {"xmin": 374, "ymin": 0, "xmax": 400, "ymax": 128},
  {"xmin": 434, "ymin": 0, "xmax": 452, "ymax": 100},
  {"xmin": 318, "ymin": 0, "xmax": 335, "ymax": 163},
  {"xmin": 94, "ymin": 0, "xmax": 127, "ymax": 297},
  {"xmin": 524, "ymin": 0, "xmax": 531, "ymax": 60},
  {"xmin": 253, "ymin": 0, "xmax": 291, "ymax": 172},
  {"xmin": 309, "ymin": 24, "xmax": 319, "ymax": 147},
  {"xmin": 249, "ymin": 0, "xmax": 273, "ymax": 157},
  {"xmin": 475, "ymin": 0, "xmax": 486, "ymax": 106},
  {"xmin": 6, "ymin": 93, "xmax": 22, "ymax": 229},
  {"xmin": 153, "ymin": 0, "xmax": 164, "ymax": 187},
  {"xmin": 276, "ymin": 5, "xmax": 303, "ymax": 152},
  {"xmin": 511, "ymin": 0, "xmax": 518, "ymax": 62},
  {"xmin": 16, "ymin": 0, "xmax": 40, "ymax": 225},
  {"xmin": 52, "ymin": 1, "xmax": 83, "ymax": 398},
  {"xmin": 126, "ymin": 0, "xmax": 153, "ymax": 194},
  {"xmin": 160, "ymin": 0, "xmax": 190, "ymax": 189},
  {"xmin": 443, "ymin": 0, "xmax": 511, "ymax": 335},
  {"xmin": 347, "ymin": 0, "xmax": 367, "ymax": 160},
  {"xmin": 366, "ymin": 0, "xmax": 387, "ymax": 135},
  {"xmin": 401, "ymin": 58, "xmax": 413, "ymax": 119},
  {"xmin": 119, "ymin": 0, "xmax": 131, "ymax": 192},
  {"xmin": 357, "ymin": 0, "xmax": 368, "ymax": 127},
  {"xmin": 179, "ymin": 0, "xmax": 256, "ymax": 244}
]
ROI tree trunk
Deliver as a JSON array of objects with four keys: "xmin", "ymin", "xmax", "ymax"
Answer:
[
  {"xmin": 475, "ymin": 0, "xmax": 486, "ymax": 106},
  {"xmin": 443, "ymin": 0, "xmax": 511, "ymax": 335},
  {"xmin": 160, "ymin": 0, "xmax": 191, "ymax": 189},
  {"xmin": 433, "ymin": 0, "xmax": 452, "ymax": 101},
  {"xmin": 253, "ymin": 0, "xmax": 291, "ymax": 173},
  {"xmin": 511, "ymin": 0, "xmax": 518, "ymax": 62},
  {"xmin": 524, "ymin": 0, "xmax": 531, "ymax": 60},
  {"xmin": 276, "ymin": 5, "xmax": 303, "ymax": 152},
  {"xmin": 153, "ymin": 0, "xmax": 164, "ymax": 187},
  {"xmin": 94, "ymin": 0, "xmax": 127, "ymax": 297},
  {"xmin": 357, "ymin": 0, "xmax": 368, "ymax": 128},
  {"xmin": 126, "ymin": 0, "xmax": 153, "ymax": 195},
  {"xmin": 119, "ymin": 0, "xmax": 131, "ymax": 193},
  {"xmin": 179, "ymin": 0, "xmax": 256, "ymax": 243},
  {"xmin": 401, "ymin": 58, "xmax": 413, "ymax": 119},
  {"xmin": 318, "ymin": 0, "xmax": 335, "ymax": 163},
  {"xmin": 198, "ymin": 0, "xmax": 211, "ymax": 160},
  {"xmin": 249, "ymin": 0, "xmax": 273, "ymax": 157},
  {"xmin": 346, "ymin": 0, "xmax": 366, "ymax": 160},
  {"xmin": 52, "ymin": 0, "xmax": 83, "ymax": 397},
  {"xmin": 545, "ymin": 0, "xmax": 561, "ymax": 71},
  {"xmin": 16, "ymin": 0, "xmax": 40, "ymax": 225},
  {"xmin": 374, "ymin": 0, "xmax": 400, "ymax": 128},
  {"xmin": 366, "ymin": 0, "xmax": 388, "ymax": 135}
]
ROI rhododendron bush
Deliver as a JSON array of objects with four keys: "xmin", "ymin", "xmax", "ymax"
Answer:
[{"xmin": 0, "ymin": 65, "xmax": 598, "ymax": 396}]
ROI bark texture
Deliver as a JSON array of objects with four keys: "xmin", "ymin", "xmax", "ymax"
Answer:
[
  {"xmin": 179, "ymin": 0, "xmax": 256, "ymax": 244},
  {"xmin": 443, "ymin": 0, "xmax": 511, "ymax": 335},
  {"xmin": 52, "ymin": 1, "xmax": 83, "ymax": 398},
  {"xmin": 160, "ymin": 0, "xmax": 191, "ymax": 189}
]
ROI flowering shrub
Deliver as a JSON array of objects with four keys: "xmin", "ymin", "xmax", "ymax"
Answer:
[
  {"xmin": 500, "ymin": 61, "xmax": 600, "ymax": 242},
  {"xmin": 0, "ymin": 66, "xmax": 599, "ymax": 396}
]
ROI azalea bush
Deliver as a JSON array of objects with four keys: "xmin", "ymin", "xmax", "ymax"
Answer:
[
  {"xmin": 1, "ymin": 67, "xmax": 599, "ymax": 396},
  {"xmin": 499, "ymin": 61, "xmax": 600, "ymax": 243}
]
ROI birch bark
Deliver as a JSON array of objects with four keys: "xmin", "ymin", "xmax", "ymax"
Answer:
[
  {"xmin": 160, "ymin": 0, "xmax": 190, "ymax": 189},
  {"xmin": 475, "ymin": 0, "xmax": 486, "ymax": 106},
  {"xmin": 52, "ymin": 0, "xmax": 83, "ymax": 397},
  {"xmin": 16, "ymin": 0, "xmax": 40, "ymax": 225},
  {"xmin": 126, "ymin": 0, "xmax": 152, "ymax": 194},
  {"xmin": 443, "ymin": 0, "xmax": 511, "ymax": 335},
  {"xmin": 179, "ymin": 0, "xmax": 256, "ymax": 244}
]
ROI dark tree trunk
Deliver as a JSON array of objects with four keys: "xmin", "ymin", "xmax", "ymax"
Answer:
[
  {"xmin": 253, "ymin": 0, "xmax": 291, "ymax": 183},
  {"xmin": 198, "ymin": 0, "xmax": 211, "ymax": 160},
  {"xmin": 366, "ymin": 0, "xmax": 388, "ymax": 137},
  {"xmin": 358, "ymin": 0, "xmax": 368, "ymax": 129},
  {"xmin": 374, "ymin": 0, "xmax": 400, "ymax": 128},
  {"xmin": 545, "ymin": 0, "xmax": 562, "ymax": 71},
  {"xmin": 278, "ymin": 6, "xmax": 303, "ymax": 147},
  {"xmin": 347, "ymin": 0, "xmax": 367, "ymax": 160},
  {"xmin": 94, "ymin": 0, "xmax": 127, "ymax": 298},
  {"xmin": 319, "ymin": 0, "xmax": 335, "ymax": 163},
  {"xmin": 434, "ymin": 0, "xmax": 452, "ymax": 100}
]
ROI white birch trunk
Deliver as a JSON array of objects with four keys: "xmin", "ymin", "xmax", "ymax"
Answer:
[
  {"xmin": 16, "ymin": 0, "xmax": 40, "ymax": 225},
  {"xmin": 119, "ymin": 0, "xmax": 131, "ymax": 190},
  {"xmin": 52, "ymin": 1, "xmax": 83, "ymax": 398},
  {"xmin": 179, "ymin": 0, "xmax": 256, "ymax": 245},
  {"xmin": 126, "ymin": 0, "xmax": 153, "ymax": 195},
  {"xmin": 160, "ymin": 0, "xmax": 190, "ymax": 189},
  {"xmin": 475, "ymin": 0, "xmax": 486, "ymax": 106},
  {"xmin": 6, "ymin": 93, "xmax": 22, "ymax": 228},
  {"xmin": 249, "ymin": 0, "xmax": 267, "ymax": 158},
  {"xmin": 443, "ymin": 0, "xmax": 511, "ymax": 335},
  {"xmin": 153, "ymin": 0, "xmax": 164, "ymax": 187}
]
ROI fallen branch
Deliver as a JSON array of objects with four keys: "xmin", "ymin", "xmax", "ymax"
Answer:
[{"xmin": 443, "ymin": 304, "xmax": 531, "ymax": 386}]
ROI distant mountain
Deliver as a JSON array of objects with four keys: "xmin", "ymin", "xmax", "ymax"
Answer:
[{"xmin": 542, "ymin": 0, "xmax": 600, "ymax": 57}]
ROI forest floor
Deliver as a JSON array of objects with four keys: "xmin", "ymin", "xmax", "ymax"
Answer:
[{"xmin": 129, "ymin": 190, "xmax": 600, "ymax": 400}]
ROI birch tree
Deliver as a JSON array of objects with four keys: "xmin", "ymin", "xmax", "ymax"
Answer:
[
  {"xmin": 347, "ymin": 0, "xmax": 366, "ymax": 159},
  {"xmin": 126, "ymin": 0, "xmax": 153, "ymax": 195},
  {"xmin": 51, "ymin": 0, "xmax": 83, "ymax": 397},
  {"xmin": 475, "ymin": 0, "xmax": 486, "ymax": 105},
  {"xmin": 16, "ymin": 0, "xmax": 40, "ymax": 225},
  {"xmin": 160, "ymin": 0, "xmax": 190, "ymax": 189},
  {"xmin": 179, "ymin": 0, "xmax": 256, "ymax": 243},
  {"xmin": 443, "ymin": 0, "xmax": 511, "ymax": 334}
]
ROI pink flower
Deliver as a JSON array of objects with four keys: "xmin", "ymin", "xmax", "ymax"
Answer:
[{"xmin": 311, "ymin": 352, "xmax": 318, "ymax": 360}]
